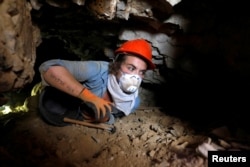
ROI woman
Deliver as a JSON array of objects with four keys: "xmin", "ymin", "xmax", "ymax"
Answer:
[{"xmin": 38, "ymin": 39, "xmax": 155, "ymax": 126}]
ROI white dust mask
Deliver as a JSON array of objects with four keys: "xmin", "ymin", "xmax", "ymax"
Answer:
[{"xmin": 118, "ymin": 71, "xmax": 142, "ymax": 94}]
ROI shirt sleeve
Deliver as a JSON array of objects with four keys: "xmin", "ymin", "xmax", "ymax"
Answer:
[
  {"xmin": 39, "ymin": 59, "xmax": 109, "ymax": 92},
  {"xmin": 60, "ymin": 60, "xmax": 109, "ymax": 82}
]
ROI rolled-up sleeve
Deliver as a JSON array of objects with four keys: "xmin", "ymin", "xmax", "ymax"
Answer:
[{"xmin": 39, "ymin": 59, "xmax": 109, "ymax": 96}]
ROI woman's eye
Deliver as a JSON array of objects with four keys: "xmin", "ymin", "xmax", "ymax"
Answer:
[
  {"xmin": 127, "ymin": 66, "xmax": 134, "ymax": 71},
  {"xmin": 140, "ymin": 71, "xmax": 146, "ymax": 76}
]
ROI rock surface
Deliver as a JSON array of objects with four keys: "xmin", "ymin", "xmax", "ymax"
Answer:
[{"xmin": 0, "ymin": 0, "xmax": 41, "ymax": 92}]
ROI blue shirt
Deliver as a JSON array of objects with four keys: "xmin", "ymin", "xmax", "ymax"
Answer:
[{"xmin": 39, "ymin": 59, "xmax": 140, "ymax": 112}]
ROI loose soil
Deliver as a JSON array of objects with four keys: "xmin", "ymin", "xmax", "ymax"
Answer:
[{"xmin": 0, "ymin": 95, "xmax": 249, "ymax": 167}]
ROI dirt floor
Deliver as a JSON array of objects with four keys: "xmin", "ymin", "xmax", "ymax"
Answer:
[{"xmin": 0, "ymin": 94, "xmax": 250, "ymax": 167}]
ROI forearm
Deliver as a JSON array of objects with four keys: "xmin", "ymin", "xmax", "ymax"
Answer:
[{"xmin": 42, "ymin": 66, "xmax": 84, "ymax": 97}]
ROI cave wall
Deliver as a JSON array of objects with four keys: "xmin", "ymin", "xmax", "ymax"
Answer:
[{"xmin": 0, "ymin": 0, "xmax": 41, "ymax": 93}]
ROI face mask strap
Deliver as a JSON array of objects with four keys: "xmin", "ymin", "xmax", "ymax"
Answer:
[
  {"xmin": 114, "ymin": 53, "xmax": 128, "ymax": 63},
  {"xmin": 113, "ymin": 53, "xmax": 120, "ymax": 63}
]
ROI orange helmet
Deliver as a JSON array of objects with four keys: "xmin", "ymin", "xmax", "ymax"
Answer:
[{"xmin": 115, "ymin": 39, "xmax": 155, "ymax": 69}]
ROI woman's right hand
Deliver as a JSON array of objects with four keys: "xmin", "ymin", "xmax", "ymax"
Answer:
[{"xmin": 79, "ymin": 88, "xmax": 112, "ymax": 123}]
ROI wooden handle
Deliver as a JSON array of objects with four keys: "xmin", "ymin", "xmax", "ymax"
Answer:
[{"xmin": 63, "ymin": 117, "xmax": 112, "ymax": 131}]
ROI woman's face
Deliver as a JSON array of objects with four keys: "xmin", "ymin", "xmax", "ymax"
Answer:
[{"xmin": 117, "ymin": 55, "xmax": 147, "ymax": 79}]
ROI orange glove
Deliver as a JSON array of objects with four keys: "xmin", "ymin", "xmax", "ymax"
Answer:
[{"xmin": 78, "ymin": 88, "xmax": 112, "ymax": 123}]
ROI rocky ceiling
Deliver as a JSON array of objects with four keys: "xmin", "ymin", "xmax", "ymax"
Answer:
[{"xmin": 1, "ymin": 0, "xmax": 250, "ymax": 113}]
